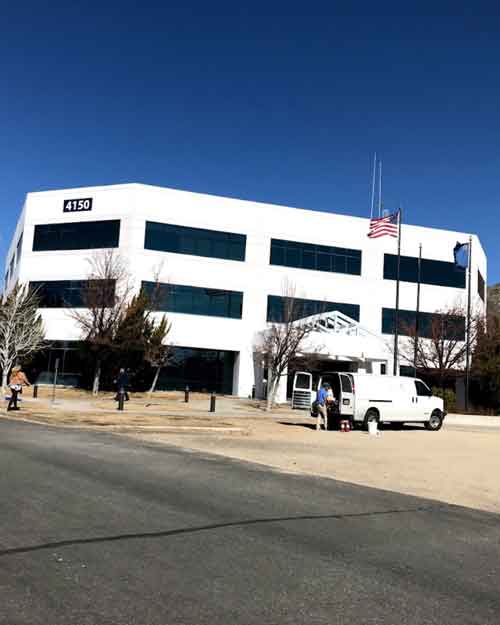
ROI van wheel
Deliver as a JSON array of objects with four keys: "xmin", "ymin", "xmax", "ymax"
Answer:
[
  {"xmin": 363, "ymin": 409, "xmax": 379, "ymax": 431},
  {"xmin": 425, "ymin": 410, "xmax": 443, "ymax": 431}
]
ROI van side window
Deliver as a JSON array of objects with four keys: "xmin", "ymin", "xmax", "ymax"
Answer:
[
  {"xmin": 341, "ymin": 375, "xmax": 352, "ymax": 393},
  {"xmin": 415, "ymin": 381, "xmax": 431, "ymax": 397}
]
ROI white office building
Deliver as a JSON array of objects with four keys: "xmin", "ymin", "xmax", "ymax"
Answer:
[{"xmin": 4, "ymin": 183, "xmax": 487, "ymax": 399}]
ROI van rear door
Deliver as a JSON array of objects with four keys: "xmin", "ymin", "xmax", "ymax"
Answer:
[
  {"xmin": 292, "ymin": 372, "xmax": 313, "ymax": 409},
  {"xmin": 339, "ymin": 373, "xmax": 354, "ymax": 417}
]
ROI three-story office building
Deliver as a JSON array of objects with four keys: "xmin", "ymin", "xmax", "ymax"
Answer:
[{"xmin": 4, "ymin": 183, "xmax": 487, "ymax": 398}]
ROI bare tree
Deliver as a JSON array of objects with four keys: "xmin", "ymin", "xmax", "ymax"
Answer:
[
  {"xmin": 0, "ymin": 284, "xmax": 45, "ymax": 389},
  {"xmin": 143, "ymin": 263, "xmax": 173, "ymax": 396},
  {"xmin": 145, "ymin": 316, "xmax": 172, "ymax": 396},
  {"xmin": 399, "ymin": 303, "xmax": 480, "ymax": 389},
  {"xmin": 254, "ymin": 281, "xmax": 319, "ymax": 410},
  {"xmin": 70, "ymin": 251, "xmax": 133, "ymax": 394}
]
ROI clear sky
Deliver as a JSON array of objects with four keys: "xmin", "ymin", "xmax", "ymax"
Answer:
[{"xmin": 2, "ymin": 3, "xmax": 500, "ymax": 281}]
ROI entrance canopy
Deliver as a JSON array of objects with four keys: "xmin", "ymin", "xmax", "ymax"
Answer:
[{"xmin": 296, "ymin": 310, "xmax": 392, "ymax": 370}]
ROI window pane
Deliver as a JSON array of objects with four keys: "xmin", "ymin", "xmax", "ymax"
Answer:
[
  {"xmin": 33, "ymin": 220, "xmax": 120, "ymax": 251},
  {"xmin": 142, "ymin": 281, "xmax": 243, "ymax": 319},
  {"xmin": 384, "ymin": 254, "xmax": 466, "ymax": 289},
  {"xmin": 144, "ymin": 222, "xmax": 246, "ymax": 261},
  {"xmin": 382, "ymin": 307, "xmax": 465, "ymax": 340},
  {"xmin": 478, "ymin": 270, "xmax": 485, "ymax": 301},
  {"xmin": 30, "ymin": 280, "xmax": 115, "ymax": 308},
  {"xmin": 270, "ymin": 238, "xmax": 361, "ymax": 276},
  {"xmin": 267, "ymin": 295, "xmax": 359, "ymax": 323}
]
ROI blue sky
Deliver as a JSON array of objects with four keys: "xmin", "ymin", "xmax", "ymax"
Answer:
[{"xmin": 2, "ymin": 3, "xmax": 500, "ymax": 281}]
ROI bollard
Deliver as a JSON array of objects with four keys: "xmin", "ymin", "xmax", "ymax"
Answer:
[
  {"xmin": 117, "ymin": 389, "xmax": 125, "ymax": 411},
  {"xmin": 184, "ymin": 385, "xmax": 190, "ymax": 403},
  {"xmin": 33, "ymin": 384, "xmax": 38, "ymax": 399},
  {"xmin": 210, "ymin": 392, "xmax": 216, "ymax": 413}
]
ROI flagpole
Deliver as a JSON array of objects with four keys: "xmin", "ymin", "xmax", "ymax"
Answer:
[
  {"xmin": 413, "ymin": 243, "xmax": 422, "ymax": 376},
  {"xmin": 393, "ymin": 208, "xmax": 402, "ymax": 375},
  {"xmin": 370, "ymin": 153, "xmax": 377, "ymax": 219},
  {"xmin": 378, "ymin": 161, "xmax": 382, "ymax": 217},
  {"xmin": 465, "ymin": 235, "xmax": 472, "ymax": 412}
]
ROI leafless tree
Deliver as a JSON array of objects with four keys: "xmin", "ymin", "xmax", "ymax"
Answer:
[
  {"xmin": 143, "ymin": 262, "xmax": 173, "ymax": 396},
  {"xmin": 0, "ymin": 283, "xmax": 45, "ymax": 389},
  {"xmin": 398, "ymin": 303, "xmax": 481, "ymax": 388},
  {"xmin": 254, "ymin": 281, "xmax": 319, "ymax": 410},
  {"xmin": 70, "ymin": 250, "xmax": 133, "ymax": 394}
]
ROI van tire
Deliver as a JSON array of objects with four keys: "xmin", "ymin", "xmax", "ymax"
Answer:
[
  {"xmin": 425, "ymin": 410, "xmax": 443, "ymax": 431},
  {"xmin": 363, "ymin": 409, "xmax": 379, "ymax": 431}
]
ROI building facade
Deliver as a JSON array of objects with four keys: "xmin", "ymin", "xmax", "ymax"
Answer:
[{"xmin": 4, "ymin": 183, "xmax": 487, "ymax": 398}]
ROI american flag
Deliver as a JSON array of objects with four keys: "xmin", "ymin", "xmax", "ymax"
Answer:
[{"xmin": 367, "ymin": 211, "xmax": 399, "ymax": 239}]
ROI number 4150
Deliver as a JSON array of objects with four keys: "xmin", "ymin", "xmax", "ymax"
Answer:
[{"xmin": 63, "ymin": 198, "xmax": 93, "ymax": 212}]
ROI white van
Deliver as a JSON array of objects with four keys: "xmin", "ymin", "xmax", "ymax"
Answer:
[{"xmin": 292, "ymin": 371, "xmax": 445, "ymax": 431}]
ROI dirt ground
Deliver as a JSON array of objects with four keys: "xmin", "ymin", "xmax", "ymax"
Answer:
[{"xmin": 127, "ymin": 417, "xmax": 500, "ymax": 515}]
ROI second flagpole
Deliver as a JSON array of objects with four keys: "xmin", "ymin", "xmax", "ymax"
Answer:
[{"xmin": 393, "ymin": 207, "xmax": 402, "ymax": 375}]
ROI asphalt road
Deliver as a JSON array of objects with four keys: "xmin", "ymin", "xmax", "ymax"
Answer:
[{"xmin": 1, "ymin": 420, "xmax": 499, "ymax": 625}]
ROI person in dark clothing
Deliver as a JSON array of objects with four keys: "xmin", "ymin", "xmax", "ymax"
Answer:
[{"xmin": 115, "ymin": 368, "xmax": 130, "ymax": 401}]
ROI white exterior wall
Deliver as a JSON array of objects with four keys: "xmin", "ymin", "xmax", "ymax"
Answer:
[{"xmin": 4, "ymin": 183, "xmax": 487, "ymax": 397}]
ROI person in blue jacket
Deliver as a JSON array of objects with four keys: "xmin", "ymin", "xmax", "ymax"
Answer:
[{"xmin": 316, "ymin": 383, "xmax": 329, "ymax": 431}]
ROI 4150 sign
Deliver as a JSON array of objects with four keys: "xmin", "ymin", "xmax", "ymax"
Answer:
[{"xmin": 63, "ymin": 198, "xmax": 93, "ymax": 212}]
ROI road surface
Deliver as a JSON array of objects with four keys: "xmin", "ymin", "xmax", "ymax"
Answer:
[{"xmin": 1, "ymin": 420, "xmax": 499, "ymax": 624}]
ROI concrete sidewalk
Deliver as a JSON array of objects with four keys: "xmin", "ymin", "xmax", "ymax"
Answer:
[{"xmin": 445, "ymin": 413, "xmax": 500, "ymax": 427}]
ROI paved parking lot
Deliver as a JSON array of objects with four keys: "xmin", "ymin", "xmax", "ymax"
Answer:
[{"xmin": 129, "ymin": 416, "xmax": 500, "ymax": 514}]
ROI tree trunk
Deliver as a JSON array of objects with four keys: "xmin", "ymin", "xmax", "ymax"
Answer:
[
  {"xmin": 148, "ymin": 366, "xmax": 161, "ymax": 397},
  {"xmin": 266, "ymin": 376, "xmax": 276, "ymax": 411},
  {"xmin": 2, "ymin": 371, "xmax": 8, "ymax": 392},
  {"xmin": 92, "ymin": 360, "xmax": 101, "ymax": 396}
]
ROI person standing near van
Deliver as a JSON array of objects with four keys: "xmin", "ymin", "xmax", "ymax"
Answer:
[
  {"xmin": 316, "ymin": 383, "xmax": 329, "ymax": 431},
  {"xmin": 8, "ymin": 366, "xmax": 30, "ymax": 411}
]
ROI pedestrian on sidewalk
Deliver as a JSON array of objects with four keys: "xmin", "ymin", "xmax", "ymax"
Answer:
[{"xmin": 8, "ymin": 365, "xmax": 31, "ymax": 411}]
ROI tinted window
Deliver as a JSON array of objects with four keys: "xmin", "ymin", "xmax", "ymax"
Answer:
[
  {"xmin": 267, "ymin": 295, "xmax": 360, "ymax": 323},
  {"xmin": 478, "ymin": 270, "xmax": 485, "ymax": 302},
  {"xmin": 294, "ymin": 373, "xmax": 311, "ymax": 390},
  {"xmin": 145, "ymin": 222, "xmax": 246, "ymax": 261},
  {"xmin": 16, "ymin": 234, "xmax": 23, "ymax": 266},
  {"xmin": 270, "ymin": 239, "xmax": 362, "ymax": 276},
  {"xmin": 142, "ymin": 281, "xmax": 243, "ymax": 319},
  {"xmin": 158, "ymin": 346, "xmax": 235, "ymax": 394},
  {"xmin": 30, "ymin": 280, "xmax": 116, "ymax": 308},
  {"xmin": 384, "ymin": 254, "xmax": 466, "ymax": 288},
  {"xmin": 340, "ymin": 375, "xmax": 352, "ymax": 393},
  {"xmin": 33, "ymin": 220, "xmax": 120, "ymax": 251},
  {"xmin": 382, "ymin": 308, "xmax": 465, "ymax": 341}
]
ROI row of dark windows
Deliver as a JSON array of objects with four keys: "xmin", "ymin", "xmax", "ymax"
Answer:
[
  {"xmin": 141, "ymin": 281, "xmax": 243, "ymax": 319},
  {"xmin": 267, "ymin": 295, "xmax": 360, "ymax": 323},
  {"xmin": 383, "ymin": 253, "xmax": 466, "ymax": 288},
  {"xmin": 33, "ymin": 220, "xmax": 121, "ymax": 252},
  {"xmin": 144, "ymin": 221, "xmax": 246, "ymax": 261},
  {"xmin": 29, "ymin": 221, "xmax": 480, "ymax": 294},
  {"xmin": 26, "ymin": 279, "xmax": 468, "ymax": 341},
  {"xmin": 270, "ymin": 238, "xmax": 362, "ymax": 275},
  {"xmin": 382, "ymin": 308, "xmax": 466, "ymax": 341},
  {"xmin": 30, "ymin": 280, "xmax": 115, "ymax": 308}
]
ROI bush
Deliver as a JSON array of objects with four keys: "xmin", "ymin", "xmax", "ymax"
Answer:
[{"xmin": 431, "ymin": 387, "xmax": 456, "ymax": 412}]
